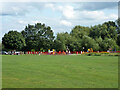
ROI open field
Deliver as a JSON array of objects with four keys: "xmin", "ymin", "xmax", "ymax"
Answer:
[{"xmin": 2, "ymin": 55, "xmax": 118, "ymax": 88}]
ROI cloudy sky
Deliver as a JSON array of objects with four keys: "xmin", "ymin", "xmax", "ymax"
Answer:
[{"xmin": 0, "ymin": 2, "xmax": 118, "ymax": 40}]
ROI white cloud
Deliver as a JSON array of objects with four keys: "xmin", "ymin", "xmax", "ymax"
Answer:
[
  {"xmin": 57, "ymin": 5, "xmax": 76, "ymax": 19},
  {"xmin": 1, "ymin": 2, "xmax": 118, "ymax": 40},
  {"xmin": 1, "ymin": 2, "xmax": 44, "ymax": 16},
  {"xmin": 44, "ymin": 4, "xmax": 76, "ymax": 19},
  {"xmin": 47, "ymin": 4, "xmax": 117, "ymax": 23},
  {"xmin": 72, "ymin": 10, "xmax": 117, "ymax": 23},
  {"xmin": 80, "ymin": 11, "xmax": 105, "ymax": 19},
  {"xmin": 105, "ymin": 14, "xmax": 118, "ymax": 20},
  {"xmin": 1, "ymin": 3, "xmax": 30, "ymax": 16},
  {"xmin": 60, "ymin": 20, "xmax": 72, "ymax": 26},
  {"xmin": 1, "ymin": 2, "xmax": 117, "ymax": 23}
]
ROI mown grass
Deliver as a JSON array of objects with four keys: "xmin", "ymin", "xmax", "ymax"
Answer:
[{"xmin": 2, "ymin": 55, "xmax": 118, "ymax": 88}]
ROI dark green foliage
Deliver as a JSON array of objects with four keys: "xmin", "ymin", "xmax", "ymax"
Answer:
[
  {"xmin": 81, "ymin": 35, "xmax": 99, "ymax": 51},
  {"xmin": 2, "ymin": 31, "xmax": 26, "ymax": 51},
  {"xmin": 102, "ymin": 38, "xmax": 119, "ymax": 51},
  {"xmin": 117, "ymin": 35, "xmax": 120, "ymax": 46},
  {"xmin": 116, "ymin": 18, "xmax": 120, "ymax": 34},
  {"xmin": 0, "ymin": 43, "xmax": 2, "ymax": 51},
  {"xmin": 2, "ymin": 19, "xmax": 120, "ymax": 51},
  {"xmin": 70, "ymin": 26, "xmax": 90, "ymax": 38},
  {"xmin": 21, "ymin": 23, "xmax": 55, "ymax": 51},
  {"xmin": 31, "ymin": 49, "xmax": 35, "ymax": 52}
]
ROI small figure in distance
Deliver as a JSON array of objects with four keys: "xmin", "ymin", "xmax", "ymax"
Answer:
[{"xmin": 39, "ymin": 51, "xmax": 41, "ymax": 55}]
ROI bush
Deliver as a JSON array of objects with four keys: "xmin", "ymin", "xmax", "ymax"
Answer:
[
  {"xmin": 84, "ymin": 52, "xmax": 120, "ymax": 56},
  {"xmin": 86, "ymin": 53, "xmax": 95, "ymax": 56},
  {"xmin": 94, "ymin": 53, "xmax": 101, "ymax": 56},
  {"xmin": 31, "ymin": 49, "xmax": 35, "ymax": 52},
  {"xmin": 108, "ymin": 53, "xmax": 120, "ymax": 56}
]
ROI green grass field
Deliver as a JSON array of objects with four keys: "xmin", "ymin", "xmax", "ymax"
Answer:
[{"xmin": 2, "ymin": 55, "xmax": 118, "ymax": 88}]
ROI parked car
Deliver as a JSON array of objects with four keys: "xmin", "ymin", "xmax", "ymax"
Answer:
[
  {"xmin": 8, "ymin": 51, "xmax": 13, "ymax": 55},
  {"xmin": 15, "ymin": 51, "xmax": 20, "ymax": 55},
  {"xmin": 2, "ymin": 51, "xmax": 8, "ymax": 55},
  {"xmin": 8, "ymin": 51, "xmax": 20, "ymax": 55}
]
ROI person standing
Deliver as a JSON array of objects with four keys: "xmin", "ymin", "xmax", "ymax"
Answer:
[{"xmin": 39, "ymin": 51, "xmax": 41, "ymax": 55}]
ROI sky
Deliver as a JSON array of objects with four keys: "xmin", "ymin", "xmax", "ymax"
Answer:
[{"xmin": 0, "ymin": 2, "xmax": 118, "ymax": 40}]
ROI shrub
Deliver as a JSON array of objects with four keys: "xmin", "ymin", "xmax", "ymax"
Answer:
[
  {"xmin": 31, "ymin": 49, "xmax": 35, "ymax": 52},
  {"xmin": 108, "ymin": 53, "xmax": 120, "ymax": 56},
  {"xmin": 94, "ymin": 53, "xmax": 101, "ymax": 56},
  {"xmin": 84, "ymin": 52, "xmax": 120, "ymax": 56}
]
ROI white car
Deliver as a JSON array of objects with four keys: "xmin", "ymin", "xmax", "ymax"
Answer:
[
  {"xmin": 2, "ymin": 51, "xmax": 8, "ymax": 55},
  {"xmin": 15, "ymin": 51, "xmax": 20, "ymax": 55}
]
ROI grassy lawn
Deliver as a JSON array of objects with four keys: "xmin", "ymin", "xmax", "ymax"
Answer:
[{"xmin": 2, "ymin": 55, "xmax": 118, "ymax": 88}]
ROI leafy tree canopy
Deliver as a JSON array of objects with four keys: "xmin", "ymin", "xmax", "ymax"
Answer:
[{"xmin": 2, "ymin": 31, "xmax": 26, "ymax": 50}]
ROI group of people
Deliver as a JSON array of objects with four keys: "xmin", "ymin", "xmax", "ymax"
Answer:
[
  {"xmin": 47, "ymin": 49, "xmax": 71, "ymax": 55},
  {"xmin": 7, "ymin": 48, "xmax": 94, "ymax": 55}
]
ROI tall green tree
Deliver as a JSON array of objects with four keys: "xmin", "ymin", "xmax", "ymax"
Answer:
[
  {"xmin": 102, "ymin": 38, "xmax": 119, "ymax": 51},
  {"xmin": 89, "ymin": 25, "xmax": 102, "ymax": 39},
  {"xmin": 70, "ymin": 25, "xmax": 90, "ymax": 39},
  {"xmin": 2, "ymin": 31, "xmax": 26, "ymax": 51},
  {"xmin": 81, "ymin": 35, "xmax": 99, "ymax": 51},
  {"xmin": 116, "ymin": 18, "xmax": 120, "ymax": 34},
  {"xmin": 108, "ymin": 26, "xmax": 117, "ymax": 41},
  {"xmin": 117, "ymin": 35, "xmax": 120, "ymax": 47},
  {"xmin": 54, "ymin": 33, "xmax": 67, "ymax": 51},
  {"xmin": 21, "ymin": 23, "xmax": 55, "ymax": 51},
  {"xmin": 0, "ymin": 42, "xmax": 2, "ymax": 51},
  {"xmin": 54, "ymin": 32, "xmax": 82, "ymax": 51},
  {"xmin": 116, "ymin": 18, "xmax": 120, "ymax": 47},
  {"xmin": 95, "ymin": 37, "xmax": 104, "ymax": 51}
]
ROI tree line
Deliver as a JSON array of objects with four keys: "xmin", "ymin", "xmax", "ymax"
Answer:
[{"xmin": 2, "ymin": 19, "xmax": 120, "ymax": 52}]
